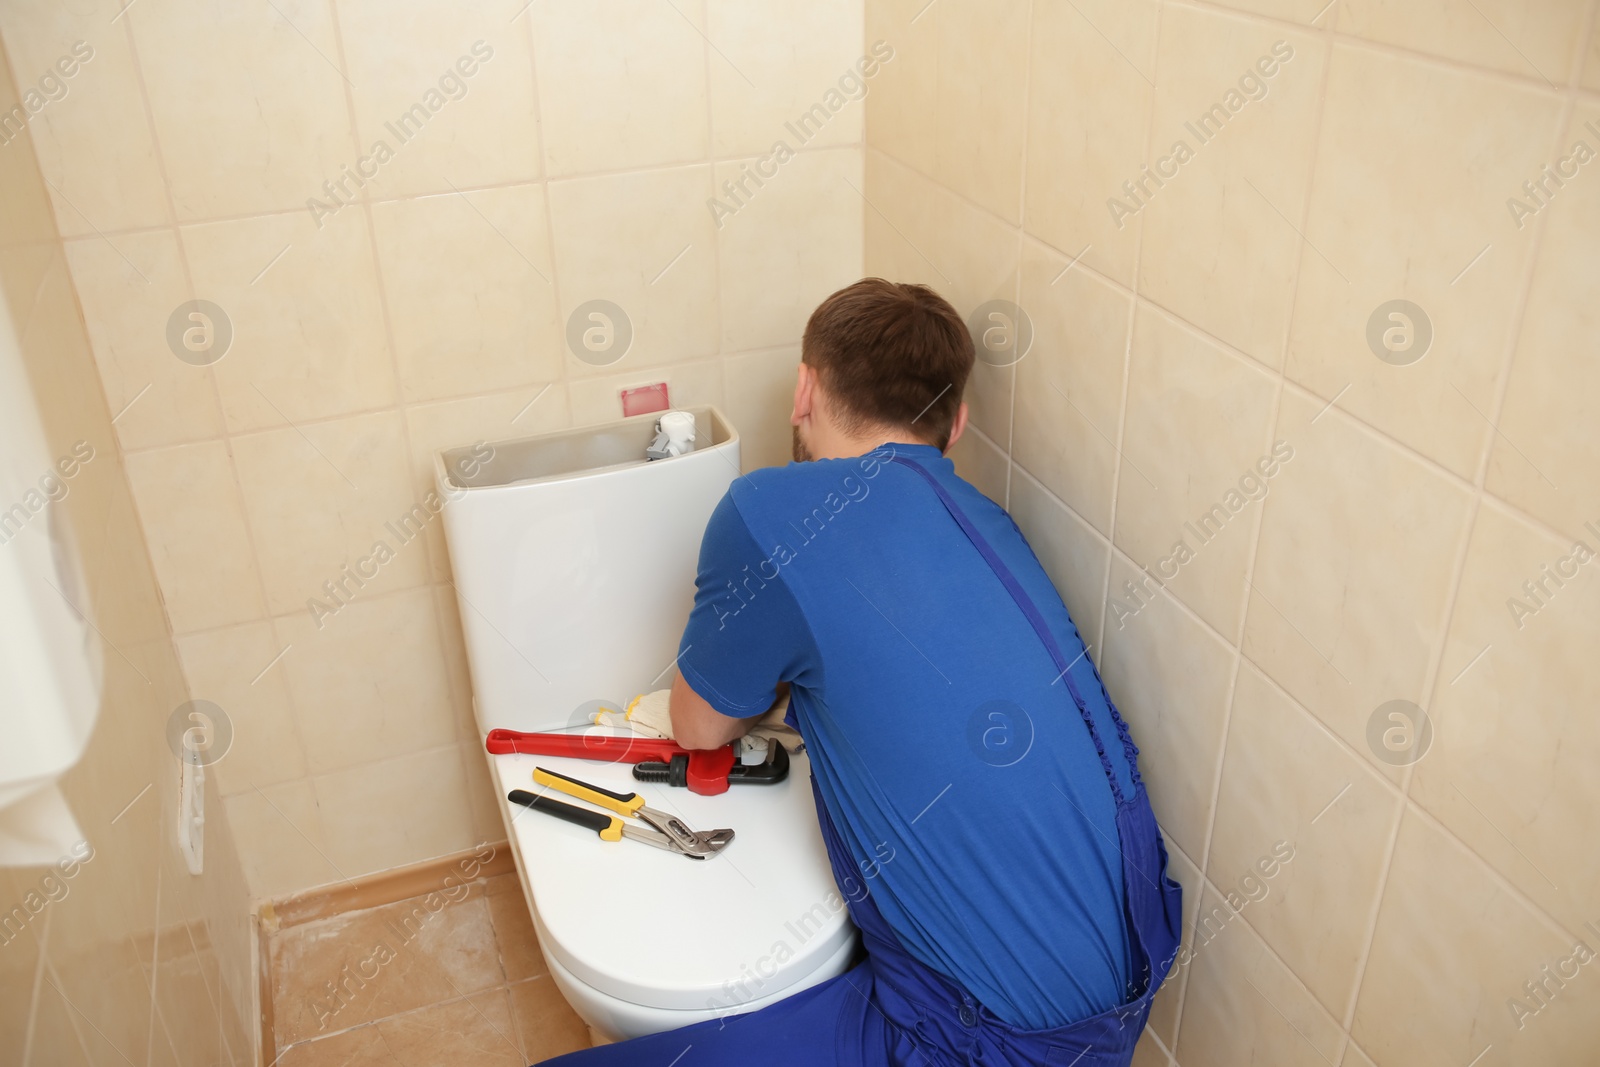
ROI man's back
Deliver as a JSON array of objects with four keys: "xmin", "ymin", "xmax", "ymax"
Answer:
[{"xmin": 677, "ymin": 441, "xmax": 1137, "ymax": 1029}]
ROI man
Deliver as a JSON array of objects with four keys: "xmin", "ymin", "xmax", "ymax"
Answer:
[{"xmin": 547, "ymin": 279, "xmax": 1181, "ymax": 1066}]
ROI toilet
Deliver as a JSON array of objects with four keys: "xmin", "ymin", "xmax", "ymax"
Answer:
[{"xmin": 436, "ymin": 408, "xmax": 857, "ymax": 1041}]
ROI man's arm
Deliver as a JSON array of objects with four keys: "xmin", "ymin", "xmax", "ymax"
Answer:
[
  {"xmin": 669, "ymin": 672, "xmax": 764, "ymax": 750},
  {"xmin": 674, "ymin": 490, "xmax": 813, "ymax": 748}
]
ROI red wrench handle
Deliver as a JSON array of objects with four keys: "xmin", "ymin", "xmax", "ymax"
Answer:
[{"xmin": 483, "ymin": 729, "xmax": 736, "ymax": 795}]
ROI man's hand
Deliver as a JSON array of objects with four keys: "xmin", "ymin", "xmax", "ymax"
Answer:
[{"xmin": 669, "ymin": 673, "xmax": 765, "ymax": 750}]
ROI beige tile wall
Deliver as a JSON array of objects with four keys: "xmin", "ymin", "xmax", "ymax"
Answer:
[
  {"xmin": 0, "ymin": 38, "xmax": 254, "ymax": 1067},
  {"xmin": 0, "ymin": 0, "xmax": 867, "ymax": 902},
  {"xmin": 869, "ymin": 0, "xmax": 1600, "ymax": 1064}
]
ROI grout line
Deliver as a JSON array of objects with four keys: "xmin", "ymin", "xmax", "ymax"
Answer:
[
  {"xmin": 522, "ymin": 10, "xmax": 577, "ymax": 433},
  {"xmin": 50, "ymin": 143, "xmax": 861, "ymax": 245},
  {"xmin": 1334, "ymin": 72, "xmax": 1577, "ymax": 1040},
  {"xmin": 1169, "ymin": 0, "xmax": 1600, "ymax": 103},
  {"xmin": 1091, "ymin": 0, "xmax": 1159, "ymax": 665},
  {"xmin": 998, "ymin": 0, "xmax": 1037, "ymax": 512},
  {"xmin": 114, "ymin": 0, "xmax": 289, "ymax": 734},
  {"xmin": 42, "ymin": 952, "xmax": 103, "ymax": 1067},
  {"xmin": 18, "ymin": 905, "xmax": 51, "ymax": 1067},
  {"xmin": 1093, "ymin": 3, "xmax": 1187, "ymax": 1047},
  {"xmin": 873, "ymin": 144, "xmax": 1570, "ymax": 542},
  {"xmin": 1197, "ymin": 0, "xmax": 1338, "ymax": 895},
  {"xmin": 698, "ymin": 0, "xmax": 731, "ymax": 452}
]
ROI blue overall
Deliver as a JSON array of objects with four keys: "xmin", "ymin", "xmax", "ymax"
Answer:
[{"xmin": 540, "ymin": 455, "xmax": 1183, "ymax": 1067}]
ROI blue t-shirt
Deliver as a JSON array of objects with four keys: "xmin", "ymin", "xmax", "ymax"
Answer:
[{"xmin": 677, "ymin": 442, "xmax": 1135, "ymax": 1029}]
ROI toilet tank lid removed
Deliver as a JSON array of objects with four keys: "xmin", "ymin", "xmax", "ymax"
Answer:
[{"xmin": 435, "ymin": 407, "xmax": 737, "ymax": 494}]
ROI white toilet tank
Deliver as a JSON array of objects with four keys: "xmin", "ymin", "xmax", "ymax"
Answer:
[
  {"xmin": 437, "ymin": 407, "xmax": 739, "ymax": 732},
  {"xmin": 435, "ymin": 408, "xmax": 857, "ymax": 1041}
]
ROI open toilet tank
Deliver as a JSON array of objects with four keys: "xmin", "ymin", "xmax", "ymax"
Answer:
[{"xmin": 436, "ymin": 407, "xmax": 856, "ymax": 1041}]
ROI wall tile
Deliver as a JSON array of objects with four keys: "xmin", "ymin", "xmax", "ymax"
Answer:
[
  {"xmin": 370, "ymin": 185, "xmax": 563, "ymax": 403},
  {"xmin": 1008, "ymin": 464, "xmax": 1109, "ymax": 650},
  {"xmin": 180, "ymin": 208, "xmax": 396, "ymax": 433},
  {"xmin": 459, "ymin": 741, "xmax": 505, "ymax": 848},
  {"xmin": 1210, "ymin": 662, "xmax": 1401, "ymax": 1016},
  {"xmin": 1138, "ymin": 9, "xmax": 1326, "ymax": 367},
  {"xmin": 175, "ymin": 622, "xmax": 308, "ymax": 797},
  {"xmin": 1099, "ymin": 555, "xmax": 1234, "ymax": 859},
  {"xmin": 403, "ymin": 384, "xmax": 572, "ymax": 581},
  {"xmin": 864, "ymin": 151, "xmax": 1020, "ymax": 445},
  {"xmin": 930, "ymin": 0, "xmax": 1029, "ymax": 224},
  {"xmin": 1197, "ymin": 0, "xmax": 1336, "ymax": 22},
  {"xmin": 1352, "ymin": 811, "xmax": 1599, "ymax": 1067},
  {"xmin": 221, "ymin": 779, "xmax": 337, "ymax": 901},
  {"xmin": 863, "ymin": 151, "xmax": 1019, "ymax": 313},
  {"xmin": 1114, "ymin": 305, "xmax": 1278, "ymax": 637},
  {"xmin": 1132, "ymin": 1029, "xmax": 1171, "ymax": 1067},
  {"xmin": 47, "ymin": 942, "xmax": 157, "ymax": 1067},
  {"xmin": 337, "ymin": 0, "xmax": 542, "ymax": 198},
  {"xmin": 1342, "ymin": 1043, "xmax": 1380, "ymax": 1067},
  {"xmin": 0, "ymin": 51, "xmax": 58, "ymax": 247},
  {"xmin": 949, "ymin": 424, "xmax": 1009, "ymax": 506},
  {"xmin": 1411, "ymin": 500, "xmax": 1600, "ymax": 933},
  {"xmin": 716, "ymin": 148, "xmax": 864, "ymax": 352},
  {"xmin": 1242, "ymin": 390, "xmax": 1472, "ymax": 777},
  {"xmin": 0, "ymin": 244, "xmax": 56, "ymax": 346},
  {"xmin": 1333, "ymin": 0, "xmax": 1590, "ymax": 84},
  {"xmin": 565, "ymin": 358, "xmax": 724, "ymax": 427},
  {"xmin": 1485, "ymin": 103, "xmax": 1600, "ymax": 541},
  {"xmin": 1011, "ymin": 239, "xmax": 1129, "ymax": 536},
  {"xmin": 547, "ymin": 165, "xmax": 720, "ymax": 375},
  {"xmin": 0, "ymin": 0, "xmax": 170, "ymax": 235},
  {"xmin": 273, "ymin": 587, "xmax": 455, "ymax": 775},
  {"xmin": 64, "ymin": 232, "xmax": 225, "ymax": 452},
  {"xmin": 863, "ymin": 0, "xmax": 937, "ymax": 174},
  {"xmin": 723, "ymin": 346, "xmax": 801, "ymax": 472},
  {"xmin": 231, "ymin": 410, "xmax": 428, "ymax": 618},
  {"xmin": 707, "ymin": 0, "xmax": 865, "ymax": 156},
  {"xmin": 1176, "ymin": 884, "xmax": 1346, "ymax": 1067},
  {"xmin": 130, "ymin": 0, "xmax": 357, "ymax": 220},
  {"xmin": 1585, "ymin": 23, "xmax": 1600, "ymax": 90},
  {"xmin": 123, "ymin": 440, "xmax": 265, "ymax": 634},
  {"xmin": 1024, "ymin": 0, "xmax": 1158, "ymax": 286},
  {"xmin": 12, "ymin": 255, "xmax": 116, "ymax": 464},
  {"xmin": 529, "ymin": 0, "xmax": 709, "ymax": 176},
  {"xmin": 1286, "ymin": 45, "xmax": 1560, "ymax": 479},
  {"xmin": 436, "ymin": 587, "xmax": 480, "ymax": 744},
  {"xmin": 314, "ymin": 745, "xmax": 476, "ymax": 879},
  {"xmin": 1146, "ymin": 843, "xmax": 1203, "ymax": 1046}
]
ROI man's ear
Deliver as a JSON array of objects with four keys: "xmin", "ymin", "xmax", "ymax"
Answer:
[
  {"xmin": 791, "ymin": 362, "xmax": 815, "ymax": 425},
  {"xmin": 943, "ymin": 401, "xmax": 970, "ymax": 453}
]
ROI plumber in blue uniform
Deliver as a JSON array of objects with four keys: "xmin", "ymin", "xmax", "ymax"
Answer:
[{"xmin": 544, "ymin": 279, "xmax": 1182, "ymax": 1067}]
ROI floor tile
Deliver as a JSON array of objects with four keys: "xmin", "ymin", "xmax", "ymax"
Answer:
[
  {"xmin": 486, "ymin": 877, "xmax": 547, "ymax": 982},
  {"xmin": 377, "ymin": 991, "xmax": 528, "ymax": 1067},
  {"xmin": 275, "ymin": 1024, "xmax": 390, "ymax": 1067},
  {"xmin": 271, "ymin": 892, "xmax": 506, "ymax": 1045},
  {"xmin": 510, "ymin": 977, "xmax": 592, "ymax": 1062}
]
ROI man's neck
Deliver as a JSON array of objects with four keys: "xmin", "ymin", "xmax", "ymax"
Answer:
[{"xmin": 806, "ymin": 427, "xmax": 935, "ymax": 461}]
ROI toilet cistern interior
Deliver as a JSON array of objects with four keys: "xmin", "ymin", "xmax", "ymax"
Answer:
[{"xmin": 436, "ymin": 407, "xmax": 857, "ymax": 1040}]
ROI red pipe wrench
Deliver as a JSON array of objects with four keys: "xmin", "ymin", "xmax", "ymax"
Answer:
[{"xmin": 485, "ymin": 729, "xmax": 738, "ymax": 796}]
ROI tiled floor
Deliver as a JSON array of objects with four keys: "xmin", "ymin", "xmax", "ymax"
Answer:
[{"xmin": 267, "ymin": 872, "xmax": 591, "ymax": 1065}]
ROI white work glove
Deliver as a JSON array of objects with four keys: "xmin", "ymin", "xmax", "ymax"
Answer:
[{"xmin": 592, "ymin": 688, "xmax": 799, "ymax": 748}]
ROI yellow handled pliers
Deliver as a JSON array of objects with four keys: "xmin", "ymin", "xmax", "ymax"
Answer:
[{"xmin": 508, "ymin": 767, "xmax": 735, "ymax": 859}]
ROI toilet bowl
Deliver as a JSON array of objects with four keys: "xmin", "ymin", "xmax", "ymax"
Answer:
[
  {"xmin": 488, "ymin": 744, "xmax": 856, "ymax": 1039},
  {"xmin": 438, "ymin": 408, "xmax": 858, "ymax": 1040}
]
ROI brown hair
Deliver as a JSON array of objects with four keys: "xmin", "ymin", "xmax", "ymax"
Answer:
[{"xmin": 801, "ymin": 278, "xmax": 974, "ymax": 449}]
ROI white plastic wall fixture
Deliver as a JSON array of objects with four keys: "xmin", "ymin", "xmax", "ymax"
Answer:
[
  {"xmin": 0, "ymin": 285, "xmax": 101, "ymax": 866},
  {"xmin": 436, "ymin": 408, "xmax": 740, "ymax": 734}
]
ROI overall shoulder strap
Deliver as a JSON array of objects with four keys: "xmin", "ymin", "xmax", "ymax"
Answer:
[{"xmin": 891, "ymin": 455, "xmax": 1142, "ymax": 802}]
